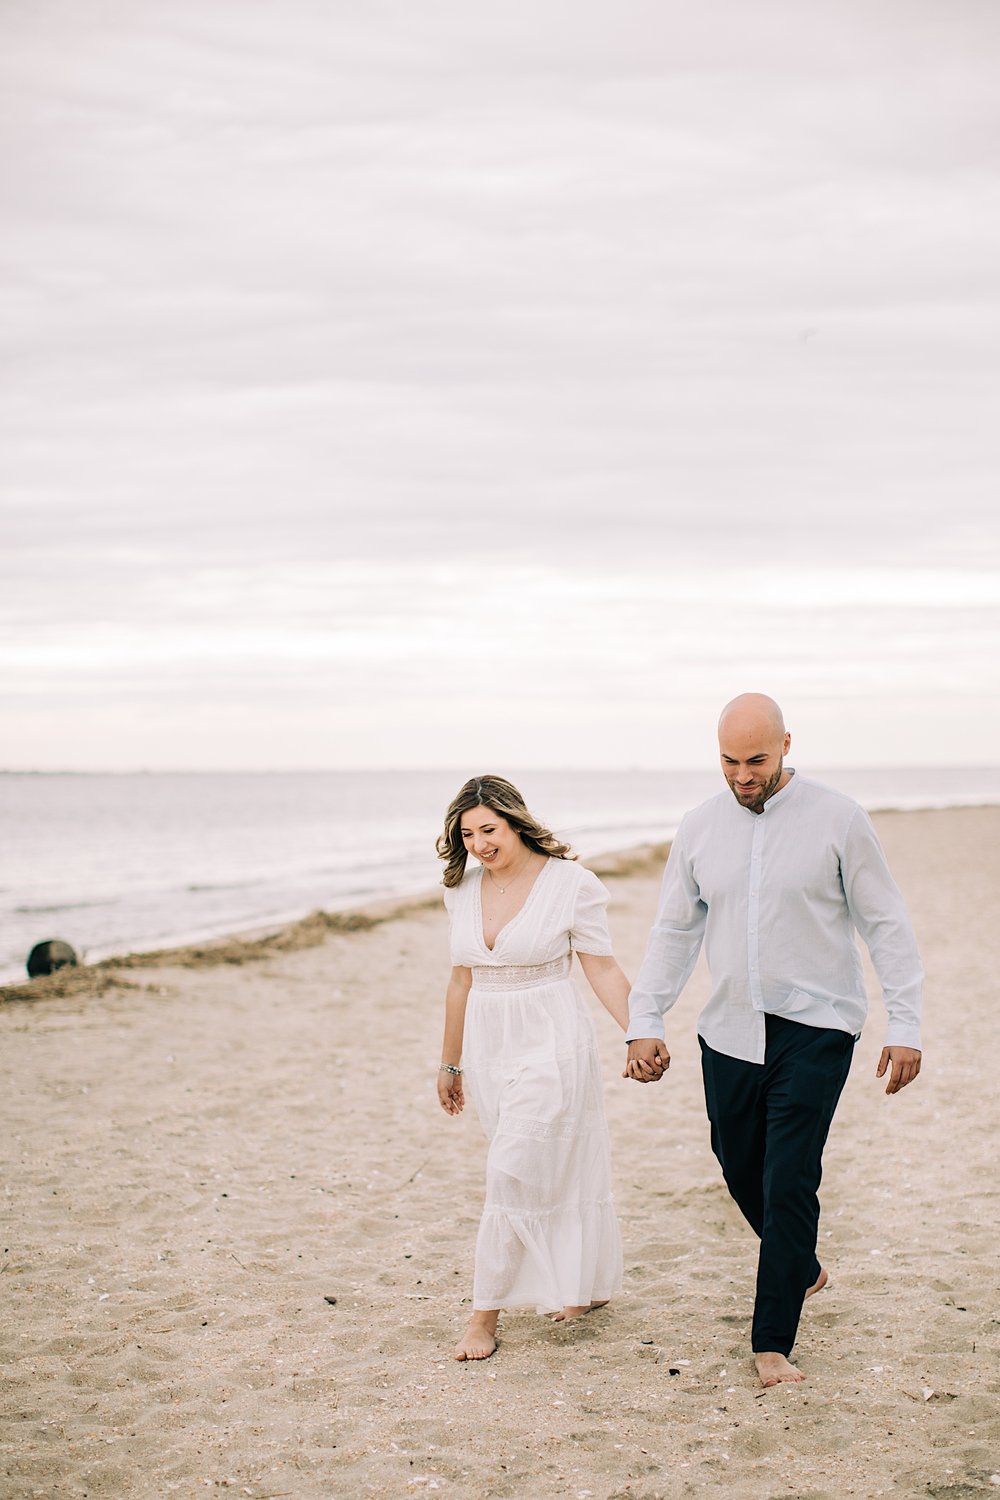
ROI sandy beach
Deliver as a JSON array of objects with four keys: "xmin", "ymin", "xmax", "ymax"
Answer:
[{"xmin": 2, "ymin": 807, "xmax": 998, "ymax": 1500}]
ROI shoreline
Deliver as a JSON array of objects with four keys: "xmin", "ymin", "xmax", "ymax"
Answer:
[
  {"xmin": 5, "ymin": 779, "xmax": 999, "ymax": 991},
  {"xmin": 3, "ymin": 798, "xmax": 994, "ymax": 1003},
  {"xmin": 0, "ymin": 840, "xmax": 674, "ymax": 1005}
]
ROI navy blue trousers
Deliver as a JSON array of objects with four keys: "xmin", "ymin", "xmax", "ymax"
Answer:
[{"xmin": 700, "ymin": 1014, "xmax": 856, "ymax": 1357}]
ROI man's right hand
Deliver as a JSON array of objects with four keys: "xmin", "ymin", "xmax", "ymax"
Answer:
[{"xmin": 623, "ymin": 1038, "xmax": 671, "ymax": 1082}]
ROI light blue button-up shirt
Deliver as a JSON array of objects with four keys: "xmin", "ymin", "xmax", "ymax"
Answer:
[{"xmin": 626, "ymin": 771, "xmax": 923, "ymax": 1064}]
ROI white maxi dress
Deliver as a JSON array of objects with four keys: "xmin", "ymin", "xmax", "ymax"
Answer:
[{"xmin": 444, "ymin": 856, "xmax": 623, "ymax": 1314}]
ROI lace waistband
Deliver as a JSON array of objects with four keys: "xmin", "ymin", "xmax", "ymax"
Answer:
[{"xmin": 471, "ymin": 956, "xmax": 571, "ymax": 991}]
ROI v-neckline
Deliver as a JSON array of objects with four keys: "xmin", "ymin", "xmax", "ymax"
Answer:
[{"xmin": 477, "ymin": 856, "xmax": 551, "ymax": 954}]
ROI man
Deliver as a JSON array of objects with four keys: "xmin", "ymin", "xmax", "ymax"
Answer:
[{"xmin": 624, "ymin": 694, "xmax": 922, "ymax": 1388}]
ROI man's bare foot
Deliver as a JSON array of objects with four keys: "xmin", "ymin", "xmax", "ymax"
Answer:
[
  {"xmin": 755, "ymin": 1352, "xmax": 806, "ymax": 1387},
  {"xmin": 804, "ymin": 1266, "xmax": 829, "ymax": 1300},
  {"xmin": 453, "ymin": 1312, "xmax": 498, "ymax": 1361},
  {"xmin": 551, "ymin": 1300, "xmax": 609, "ymax": 1323}
]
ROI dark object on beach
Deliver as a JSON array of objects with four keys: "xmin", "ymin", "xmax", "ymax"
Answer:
[
  {"xmin": 323, "ymin": 1296, "xmax": 338, "ymax": 1306},
  {"xmin": 27, "ymin": 939, "xmax": 79, "ymax": 978}
]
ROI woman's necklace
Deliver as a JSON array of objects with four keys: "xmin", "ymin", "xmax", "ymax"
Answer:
[{"xmin": 485, "ymin": 852, "xmax": 534, "ymax": 895}]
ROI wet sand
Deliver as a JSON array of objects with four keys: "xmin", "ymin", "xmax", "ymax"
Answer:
[{"xmin": 2, "ymin": 808, "xmax": 998, "ymax": 1499}]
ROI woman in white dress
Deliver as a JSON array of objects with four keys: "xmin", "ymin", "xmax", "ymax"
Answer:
[{"xmin": 436, "ymin": 775, "xmax": 631, "ymax": 1362}]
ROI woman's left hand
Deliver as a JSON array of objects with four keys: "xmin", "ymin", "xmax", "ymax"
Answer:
[{"xmin": 438, "ymin": 1071, "xmax": 464, "ymax": 1115}]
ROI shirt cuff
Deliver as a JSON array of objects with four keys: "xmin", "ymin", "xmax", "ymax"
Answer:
[
  {"xmin": 626, "ymin": 1008, "xmax": 666, "ymax": 1044},
  {"xmin": 883, "ymin": 1022, "xmax": 922, "ymax": 1051}
]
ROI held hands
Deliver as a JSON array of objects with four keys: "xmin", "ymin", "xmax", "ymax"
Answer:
[
  {"xmin": 876, "ymin": 1045, "xmax": 922, "ymax": 1095},
  {"xmin": 438, "ymin": 1070, "xmax": 465, "ymax": 1115},
  {"xmin": 623, "ymin": 1038, "xmax": 671, "ymax": 1083},
  {"xmin": 624, "ymin": 1039, "xmax": 921, "ymax": 1092}
]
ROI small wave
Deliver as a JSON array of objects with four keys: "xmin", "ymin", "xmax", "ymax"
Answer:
[
  {"xmin": 184, "ymin": 880, "xmax": 258, "ymax": 893},
  {"xmin": 13, "ymin": 899, "xmax": 113, "ymax": 915},
  {"xmin": 863, "ymin": 793, "xmax": 1000, "ymax": 813}
]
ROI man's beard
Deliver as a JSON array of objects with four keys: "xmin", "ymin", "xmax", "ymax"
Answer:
[{"xmin": 729, "ymin": 758, "xmax": 784, "ymax": 811}]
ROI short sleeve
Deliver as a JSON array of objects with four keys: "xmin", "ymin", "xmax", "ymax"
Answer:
[
  {"xmin": 442, "ymin": 873, "xmax": 477, "ymax": 966},
  {"xmin": 570, "ymin": 867, "xmax": 614, "ymax": 955},
  {"xmin": 442, "ymin": 882, "xmax": 460, "ymax": 965}
]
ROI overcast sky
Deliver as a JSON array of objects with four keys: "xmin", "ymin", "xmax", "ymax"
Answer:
[{"xmin": 3, "ymin": 0, "xmax": 999, "ymax": 771}]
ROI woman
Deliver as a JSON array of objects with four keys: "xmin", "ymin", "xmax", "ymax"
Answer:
[{"xmin": 436, "ymin": 774, "xmax": 631, "ymax": 1361}]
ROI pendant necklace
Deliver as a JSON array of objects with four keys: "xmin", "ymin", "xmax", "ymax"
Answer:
[{"xmin": 486, "ymin": 853, "xmax": 533, "ymax": 895}]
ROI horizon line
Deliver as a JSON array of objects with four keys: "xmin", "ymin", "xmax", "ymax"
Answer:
[{"xmin": 3, "ymin": 763, "xmax": 999, "ymax": 777}]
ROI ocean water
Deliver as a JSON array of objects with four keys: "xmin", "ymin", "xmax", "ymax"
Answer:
[{"xmin": 1, "ymin": 766, "xmax": 997, "ymax": 983}]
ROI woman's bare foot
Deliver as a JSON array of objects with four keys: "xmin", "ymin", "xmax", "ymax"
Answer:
[
  {"xmin": 804, "ymin": 1266, "xmax": 829, "ymax": 1299},
  {"xmin": 754, "ymin": 1351, "xmax": 806, "ymax": 1387},
  {"xmin": 551, "ymin": 1300, "xmax": 609, "ymax": 1323},
  {"xmin": 453, "ymin": 1311, "xmax": 498, "ymax": 1361}
]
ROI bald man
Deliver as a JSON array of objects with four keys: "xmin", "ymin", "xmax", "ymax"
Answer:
[{"xmin": 624, "ymin": 695, "xmax": 923, "ymax": 1388}]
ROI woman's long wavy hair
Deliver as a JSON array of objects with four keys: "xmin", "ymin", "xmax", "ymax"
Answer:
[{"xmin": 437, "ymin": 775, "xmax": 574, "ymax": 888}]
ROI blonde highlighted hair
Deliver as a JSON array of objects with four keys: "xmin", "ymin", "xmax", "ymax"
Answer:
[{"xmin": 437, "ymin": 775, "xmax": 574, "ymax": 888}]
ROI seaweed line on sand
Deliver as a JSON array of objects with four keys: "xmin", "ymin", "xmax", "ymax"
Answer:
[{"xmin": 0, "ymin": 841, "xmax": 671, "ymax": 1006}]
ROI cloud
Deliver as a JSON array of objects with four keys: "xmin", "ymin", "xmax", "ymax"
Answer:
[{"xmin": 2, "ymin": 0, "xmax": 999, "ymax": 766}]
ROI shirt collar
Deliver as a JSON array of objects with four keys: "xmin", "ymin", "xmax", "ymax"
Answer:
[
  {"xmin": 729, "ymin": 765, "xmax": 798, "ymax": 818},
  {"xmin": 761, "ymin": 766, "xmax": 798, "ymax": 812}
]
